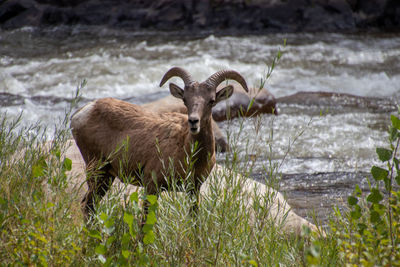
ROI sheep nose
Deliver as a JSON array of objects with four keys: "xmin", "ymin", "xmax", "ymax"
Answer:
[
  {"xmin": 188, "ymin": 116, "xmax": 200, "ymax": 134},
  {"xmin": 188, "ymin": 117, "xmax": 199, "ymax": 125}
]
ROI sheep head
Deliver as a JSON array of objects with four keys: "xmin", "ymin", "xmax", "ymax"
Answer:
[{"xmin": 160, "ymin": 67, "xmax": 248, "ymax": 135}]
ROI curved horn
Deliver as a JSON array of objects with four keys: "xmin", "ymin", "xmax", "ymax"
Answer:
[
  {"xmin": 159, "ymin": 67, "xmax": 194, "ymax": 87},
  {"xmin": 204, "ymin": 70, "xmax": 248, "ymax": 92}
]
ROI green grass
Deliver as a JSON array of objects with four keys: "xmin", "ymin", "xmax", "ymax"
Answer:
[
  {"xmin": 0, "ymin": 99, "xmax": 339, "ymax": 266},
  {"xmin": 0, "ymin": 113, "xmax": 85, "ymax": 265},
  {"xmin": 2, "ymin": 103, "xmax": 400, "ymax": 266}
]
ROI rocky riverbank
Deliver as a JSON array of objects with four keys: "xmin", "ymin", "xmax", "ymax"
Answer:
[{"xmin": 1, "ymin": 0, "xmax": 399, "ymax": 33}]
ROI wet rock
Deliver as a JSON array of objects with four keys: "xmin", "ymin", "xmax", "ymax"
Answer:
[
  {"xmin": 302, "ymin": 0, "xmax": 355, "ymax": 31},
  {"xmin": 276, "ymin": 91, "xmax": 398, "ymax": 113},
  {"xmin": 0, "ymin": 0, "xmax": 41, "ymax": 28},
  {"xmin": 0, "ymin": 0, "xmax": 399, "ymax": 32},
  {"xmin": 0, "ymin": 0, "xmax": 28, "ymax": 24},
  {"xmin": 378, "ymin": 0, "xmax": 400, "ymax": 29},
  {"xmin": 0, "ymin": 92, "xmax": 25, "ymax": 106}
]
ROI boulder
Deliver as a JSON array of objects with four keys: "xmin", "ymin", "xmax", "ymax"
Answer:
[
  {"xmin": 276, "ymin": 91, "xmax": 398, "ymax": 113},
  {"xmin": 65, "ymin": 139, "xmax": 321, "ymax": 235}
]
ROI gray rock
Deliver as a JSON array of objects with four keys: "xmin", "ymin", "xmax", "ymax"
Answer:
[{"xmin": 0, "ymin": 0, "xmax": 399, "ymax": 32}]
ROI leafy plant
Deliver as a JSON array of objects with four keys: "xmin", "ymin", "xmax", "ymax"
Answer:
[
  {"xmin": 332, "ymin": 107, "xmax": 400, "ymax": 266},
  {"xmin": 0, "ymin": 81, "xmax": 86, "ymax": 266},
  {"xmin": 85, "ymin": 192, "xmax": 158, "ymax": 266}
]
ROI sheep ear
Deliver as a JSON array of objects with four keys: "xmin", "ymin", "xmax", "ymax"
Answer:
[
  {"xmin": 215, "ymin": 85, "xmax": 234, "ymax": 103},
  {"xmin": 169, "ymin": 83, "xmax": 184, "ymax": 100}
]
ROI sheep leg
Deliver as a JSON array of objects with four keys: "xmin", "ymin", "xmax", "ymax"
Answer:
[
  {"xmin": 139, "ymin": 192, "xmax": 159, "ymax": 241},
  {"xmin": 81, "ymin": 163, "xmax": 115, "ymax": 218},
  {"xmin": 141, "ymin": 199, "xmax": 151, "ymax": 226}
]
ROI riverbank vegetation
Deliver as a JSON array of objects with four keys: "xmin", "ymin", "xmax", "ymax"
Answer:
[{"xmin": 0, "ymin": 86, "xmax": 399, "ymax": 266}]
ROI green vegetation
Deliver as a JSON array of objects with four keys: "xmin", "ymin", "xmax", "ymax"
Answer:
[
  {"xmin": 0, "ymin": 101, "xmax": 335, "ymax": 266},
  {"xmin": 331, "ymin": 107, "xmax": 400, "ymax": 266},
  {"xmin": 3, "ymin": 91, "xmax": 399, "ymax": 266},
  {"xmin": 1, "ymin": 49, "xmax": 399, "ymax": 265}
]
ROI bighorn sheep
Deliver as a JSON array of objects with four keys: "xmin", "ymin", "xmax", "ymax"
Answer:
[
  {"xmin": 142, "ymin": 96, "xmax": 229, "ymax": 152},
  {"xmin": 70, "ymin": 67, "xmax": 248, "ymax": 217}
]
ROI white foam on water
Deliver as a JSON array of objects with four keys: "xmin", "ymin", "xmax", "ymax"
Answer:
[
  {"xmin": 0, "ymin": 31, "xmax": 398, "ymax": 174},
  {"xmin": 0, "ymin": 71, "xmax": 27, "ymax": 95},
  {"xmin": 221, "ymin": 110, "xmax": 389, "ymax": 174},
  {"xmin": 1, "ymin": 32, "xmax": 398, "ymax": 100}
]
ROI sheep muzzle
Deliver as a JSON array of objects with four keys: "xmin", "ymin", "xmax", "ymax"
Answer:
[{"xmin": 188, "ymin": 116, "xmax": 200, "ymax": 135}]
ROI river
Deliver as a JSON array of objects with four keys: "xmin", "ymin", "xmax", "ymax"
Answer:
[{"xmin": 1, "ymin": 26, "xmax": 399, "ymax": 222}]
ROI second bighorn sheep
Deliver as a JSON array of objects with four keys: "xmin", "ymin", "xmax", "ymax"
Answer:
[
  {"xmin": 71, "ymin": 67, "xmax": 248, "ymax": 217},
  {"xmin": 141, "ymin": 95, "xmax": 229, "ymax": 152}
]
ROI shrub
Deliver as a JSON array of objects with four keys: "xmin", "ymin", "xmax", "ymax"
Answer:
[
  {"xmin": 0, "ymin": 84, "xmax": 85, "ymax": 266},
  {"xmin": 331, "ymin": 107, "xmax": 400, "ymax": 266}
]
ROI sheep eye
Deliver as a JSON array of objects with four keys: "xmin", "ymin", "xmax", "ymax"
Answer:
[{"xmin": 209, "ymin": 99, "xmax": 215, "ymax": 106}]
